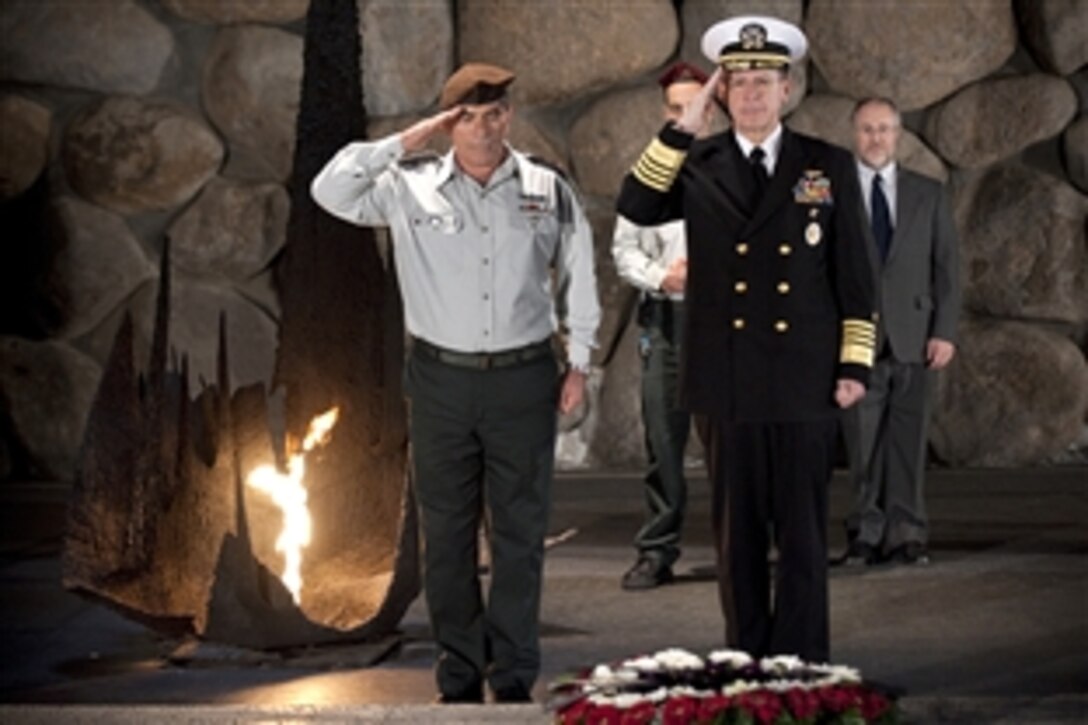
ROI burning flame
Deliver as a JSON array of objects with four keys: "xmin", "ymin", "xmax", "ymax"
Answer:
[{"xmin": 246, "ymin": 407, "xmax": 339, "ymax": 605}]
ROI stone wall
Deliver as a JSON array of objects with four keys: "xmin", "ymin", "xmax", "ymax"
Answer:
[{"xmin": 1, "ymin": 0, "xmax": 1085, "ymax": 482}]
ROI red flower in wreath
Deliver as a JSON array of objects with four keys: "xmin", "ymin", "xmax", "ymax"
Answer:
[
  {"xmin": 736, "ymin": 690, "xmax": 783, "ymax": 724},
  {"xmin": 662, "ymin": 696, "xmax": 699, "ymax": 725},
  {"xmin": 785, "ymin": 687, "xmax": 822, "ymax": 720}
]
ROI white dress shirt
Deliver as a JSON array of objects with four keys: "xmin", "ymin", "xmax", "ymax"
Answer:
[
  {"xmin": 611, "ymin": 216, "xmax": 687, "ymax": 302},
  {"xmin": 857, "ymin": 160, "xmax": 898, "ymax": 225},
  {"xmin": 734, "ymin": 123, "xmax": 784, "ymax": 176}
]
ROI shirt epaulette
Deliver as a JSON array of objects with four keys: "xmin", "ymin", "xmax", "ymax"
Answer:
[
  {"xmin": 398, "ymin": 151, "xmax": 442, "ymax": 169},
  {"xmin": 525, "ymin": 154, "xmax": 570, "ymax": 183}
]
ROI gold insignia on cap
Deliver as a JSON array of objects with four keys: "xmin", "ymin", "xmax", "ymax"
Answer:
[{"xmin": 739, "ymin": 23, "xmax": 768, "ymax": 49}]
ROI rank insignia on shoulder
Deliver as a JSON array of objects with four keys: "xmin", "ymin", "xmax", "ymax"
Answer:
[
  {"xmin": 398, "ymin": 151, "xmax": 441, "ymax": 169},
  {"xmin": 793, "ymin": 169, "xmax": 833, "ymax": 205},
  {"xmin": 518, "ymin": 192, "xmax": 549, "ymax": 213}
]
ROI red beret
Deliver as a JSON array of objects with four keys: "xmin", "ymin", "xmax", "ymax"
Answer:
[
  {"xmin": 439, "ymin": 62, "xmax": 515, "ymax": 110},
  {"xmin": 657, "ymin": 61, "xmax": 710, "ymax": 89}
]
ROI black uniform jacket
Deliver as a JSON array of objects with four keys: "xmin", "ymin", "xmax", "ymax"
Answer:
[{"xmin": 617, "ymin": 124, "xmax": 876, "ymax": 422}]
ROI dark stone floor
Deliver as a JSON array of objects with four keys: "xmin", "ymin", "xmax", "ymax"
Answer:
[{"xmin": 1, "ymin": 467, "xmax": 1086, "ymax": 723}]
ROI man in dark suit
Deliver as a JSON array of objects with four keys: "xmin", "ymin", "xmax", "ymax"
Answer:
[
  {"xmin": 617, "ymin": 15, "xmax": 876, "ymax": 663},
  {"xmin": 836, "ymin": 97, "xmax": 960, "ymax": 567}
]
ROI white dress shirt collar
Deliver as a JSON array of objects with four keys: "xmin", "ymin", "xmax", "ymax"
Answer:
[{"xmin": 735, "ymin": 123, "xmax": 784, "ymax": 174}]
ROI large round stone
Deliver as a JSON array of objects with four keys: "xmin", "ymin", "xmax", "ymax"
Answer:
[
  {"xmin": 161, "ymin": 0, "xmax": 308, "ymax": 25},
  {"xmin": 570, "ymin": 85, "xmax": 665, "ymax": 199},
  {"xmin": 458, "ymin": 0, "xmax": 678, "ymax": 106},
  {"xmin": 42, "ymin": 197, "xmax": 157, "ymax": 339},
  {"xmin": 925, "ymin": 74, "xmax": 1077, "ymax": 169},
  {"xmin": 510, "ymin": 114, "xmax": 567, "ymax": 172},
  {"xmin": 1016, "ymin": 0, "xmax": 1088, "ymax": 75},
  {"xmin": 202, "ymin": 25, "xmax": 303, "ymax": 182},
  {"xmin": 72, "ymin": 276, "xmax": 279, "ymax": 392},
  {"xmin": 588, "ymin": 319, "xmax": 645, "ymax": 468},
  {"xmin": 170, "ymin": 278, "xmax": 280, "ymax": 390},
  {"xmin": 806, "ymin": 0, "xmax": 1016, "ymax": 111},
  {"xmin": 0, "ymin": 337, "xmax": 102, "ymax": 481},
  {"xmin": 954, "ymin": 165, "xmax": 1088, "ymax": 324},
  {"xmin": 1061, "ymin": 115, "xmax": 1088, "ymax": 194},
  {"xmin": 62, "ymin": 97, "xmax": 224, "ymax": 215},
  {"xmin": 0, "ymin": 0, "xmax": 172, "ymax": 94},
  {"xmin": 786, "ymin": 94, "xmax": 948, "ymax": 182},
  {"xmin": 585, "ymin": 204, "xmax": 640, "ymax": 370},
  {"xmin": 0, "ymin": 95, "xmax": 51, "ymax": 200},
  {"xmin": 166, "ymin": 177, "xmax": 289, "ymax": 281},
  {"xmin": 361, "ymin": 0, "xmax": 454, "ymax": 117},
  {"xmin": 72, "ymin": 280, "xmax": 158, "ymax": 373},
  {"xmin": 931, "ymin": 319, "xmax": 1088, "ymax": 467}
]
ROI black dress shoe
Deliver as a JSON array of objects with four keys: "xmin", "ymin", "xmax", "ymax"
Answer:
[
  {"xmin": 831, "ymin": 540, "xmax": 878, "ymax": 567},
  {"xmin": 889, "ymin": 542, "xmax": 930, "ymax": 565},
  {"xmin": 493, "ymin": 685, "xmax": 533, "ymax": 703},
  {"xmin": 436, "ymin": 685, "xmax": 484, "ymax": 704},
  {"xmin": 621, "ymin": 555, "xmax": 674, "ymax": 590}
]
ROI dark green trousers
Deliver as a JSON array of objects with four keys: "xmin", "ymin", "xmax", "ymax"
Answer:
[
  {"xmin": 404, "ymin": 346, "xmax": 559, "ymax": 699},
  {"xmin": 635, "ymin": 299, "xmax": 691, "ymax": 566}
]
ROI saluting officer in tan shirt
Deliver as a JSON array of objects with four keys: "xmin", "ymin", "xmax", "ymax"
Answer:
[{"xmin": 312, "ymin": 63, "xmax": 600, "ymax": 704}]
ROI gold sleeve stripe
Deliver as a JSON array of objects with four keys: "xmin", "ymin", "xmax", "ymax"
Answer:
[
  {"xmin": 635, "ymin": 157, "xmax": 674, "ymax": 187},
  {"xmin": 841, "ymin": 344, "xmax": 875, "ymax": 366},
  {"xmin": 633, "ymin": 161, "xmax": 673, "ymax": 192},
  {"xmin": 643, "ymin": 138, "xmax": 686, "ymax": 169},
  {"xmin": 842, "ymin": 330, "xmax": 876, "ymax": 344},
  {"xmin": 631, "ymin": 138, "xmax": 687, "ymax": 192},
  {"xmin": 841, "ymin": 319, "xmax": 876, "ymax": 367}
]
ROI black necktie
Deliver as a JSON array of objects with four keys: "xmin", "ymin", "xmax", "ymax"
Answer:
[
  {"xmin": 749, "ymin": 147, "xmax": 769, "ymax": 197},
  {"xmin": 871, "ymin": 173, "xmax": 893, "ymax": 262}
]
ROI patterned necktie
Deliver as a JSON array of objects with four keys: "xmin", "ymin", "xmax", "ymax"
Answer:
[
  {"xmin": 749, "ymin": 146, "xmax": 769, "ymax": 197},
  {"xmin": 871, "ymin": 173, "xmax": 893, "ymax": 262}
]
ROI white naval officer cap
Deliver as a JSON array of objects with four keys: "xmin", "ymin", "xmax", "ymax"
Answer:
[{"xmin": 700, "ymin": 15, "xmax": 808, "ymax": 71}]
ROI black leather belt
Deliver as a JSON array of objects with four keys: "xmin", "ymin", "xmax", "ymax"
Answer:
[
  {"xmin": 412, "ymin": 337, "xmax": 553, "ymax": 370},
  {"xmin": 641, "ymin": 297, "xmax": 683, "ymax": 308}
]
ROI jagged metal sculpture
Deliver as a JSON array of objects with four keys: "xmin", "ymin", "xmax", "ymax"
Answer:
[{"xmin": 62, "ymin": 0, "xmax": 419, "ymax": 650}]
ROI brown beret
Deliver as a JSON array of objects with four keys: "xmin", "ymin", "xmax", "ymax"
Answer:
[
  {"xmin": 657, "ymin": 61, "xmax": 709, "ymax": 89},
  {"xmin": 439, "ymin": 62, "xmax": 515, "ymax": 110}
]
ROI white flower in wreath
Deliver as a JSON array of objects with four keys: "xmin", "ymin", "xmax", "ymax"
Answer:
[
  {"xmin": 588, "ymin": 663, "xmax": 640, "ymax": 687},
  {"xmin": 708, "ymin": 649, "xmax": 754, "ymax": 668},
  {"xmin": 667, "ymin": 685, "xmax": 705, "ymax": 698},
  {"xmin": 654, "ymin": 648, "xmax": 705, "ymax": 670},
  {"xmin": 722, "ymin": 679, "xmax": 762, "ymax": 697},
  {"xmin": 614, "ymin": 691, "xmax": 655, "ymax": 708},
  {"xmin": 765, "ymin": 678, "xmax": 802, "ymax": 693},
  {"xmin": 810, "ymin": 663, "xmax": 862, "ymax": 684},
  {"xmin": 760, "ymin": 654, "xmax": 805, "ymax": 674},
  {"xmin": 590, "ymin": 664, "xmax": 613, "ymax": 681},
  {"xmin": 621, "ymin": 654, "xmax": 661, "ymax": 672}
]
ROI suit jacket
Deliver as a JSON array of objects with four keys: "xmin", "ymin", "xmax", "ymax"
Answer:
[
  {"xmin": 866, "ymin": 167, "xmax": 960, "ymax": 363},
  {"xmin": 617, "ymin": 124, "xmax": 876, "ymax": 422}
]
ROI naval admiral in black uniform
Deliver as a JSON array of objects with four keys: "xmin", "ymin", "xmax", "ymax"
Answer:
[{"xmin": 617, "ymin": 16, "xmax": 877, "ymax": 662}]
